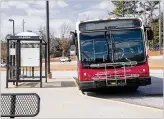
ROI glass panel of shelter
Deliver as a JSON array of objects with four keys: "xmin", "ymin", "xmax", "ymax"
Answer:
[{"xmin": 20, "ymin": 42, "xmax": 39, "ymax": 79}]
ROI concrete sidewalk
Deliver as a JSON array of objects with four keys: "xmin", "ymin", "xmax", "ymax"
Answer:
[{"xmin": 1, "ymin": 71, "xmax": 163, "ymax": 118}]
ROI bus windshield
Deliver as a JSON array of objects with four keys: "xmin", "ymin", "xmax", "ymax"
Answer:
[{"xmin": 80, "ymin": 29, "xmax": 146, "ymax": 66}]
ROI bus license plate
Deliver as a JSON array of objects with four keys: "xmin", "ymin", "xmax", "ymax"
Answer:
[{"xmin": 111, "ymin": 82, "xmax": 116, "ymax": 85}]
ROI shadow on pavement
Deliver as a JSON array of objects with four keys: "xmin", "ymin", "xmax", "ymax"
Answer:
[
  {"xmin": 43, "ymin": 81, "xmax": 76, "ymax": 88},
  {"xmin": 86, "ymin": 76, "xmax": 163, "ymax": 98},
  {"xmin": 15, "ymin": 81, "xmax": 76, "ymax": 88},
  {"xmin": 85, "ymin": 76, "xmax": 163, "ymax": 109}
]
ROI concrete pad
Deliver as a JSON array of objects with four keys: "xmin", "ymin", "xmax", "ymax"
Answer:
[{"xmin": 0, "ymin": 70, "xmax": 163, "ymax": 118}]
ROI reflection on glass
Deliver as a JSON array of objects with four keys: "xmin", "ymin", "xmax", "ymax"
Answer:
[
  {"xmin": 80, "ymin": 29, "xmax": 145, "ymax": 66},
  {"xmin": 111, "ymin": 29, "xmax": 145, "ymax": 62}
]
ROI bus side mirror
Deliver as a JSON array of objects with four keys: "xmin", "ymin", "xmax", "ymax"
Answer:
[
  {"xmin": 147, "ymin": 29, "xmax": 154, "ymax": 40},
  {"xmin": 70, "ymin": 31, "xmax": 77, "ymax": 45},
  {"xmin": 144, "ymin": 26, "xmax": 154, "ymax": 41}
]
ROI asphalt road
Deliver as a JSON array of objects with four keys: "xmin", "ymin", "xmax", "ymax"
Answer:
[
  {"xmin": 86, "ymin": 75, "xmax": 163, "ymax": 109},
  {"xmin": 1, "ymin": 70, "xmax": 163, "ymax": 118},
  {"xmin": 73, "ymin": 70, "xmax": 163, "ymax": 109}
]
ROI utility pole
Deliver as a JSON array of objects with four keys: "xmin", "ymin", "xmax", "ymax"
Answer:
[
  {"xmin": 163, "ymin": 1, "xmax": 164, "ymax": 56},
  {"xmin": 143, "ymin": 1, "xmax": 149, "ymax": 49},
  {"xmin": 122, "ymin": 1, "xmax": 125, "ymax": 17},
  {"xmin": 46, "ymin": 0, "xmax": 51, "ymax": 78},
  {"xmin": 8, "ymin": 19, "xmax": 15, "ymax": 85},
  {"xmin": 162, "ymin": 1, "xmax": 164, "ymax": 86},
  {"xmin": 9, "ymin": 19, "xmax": 15, "ymax": 35},
  {"xmin": 134, "ymin": 2, "xmax": 136, "ymax": 17},
  {"xmin": 22, "ymin": 19, "xmax": 25, "ymax": 32},
  {"xmin": 159, "ymin": 2, "xmax": 162, "ymax": 54},
  {"xmin": 144, "ymin": 2, "xmax": 147, "ymax": 26}
]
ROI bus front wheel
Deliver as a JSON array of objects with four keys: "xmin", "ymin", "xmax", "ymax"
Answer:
[
  {"xmin": 125, "ymin": 85, "xmax": 139, "ymax": 92},
  {"xmin": 81, "ymin": 89, "xmax": 85, "ymax": 94}
]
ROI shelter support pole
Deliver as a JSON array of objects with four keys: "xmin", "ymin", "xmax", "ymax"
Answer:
[
  {"xmin": 32, "ymin": 67, "xmax": 34, "ymax": 78},
  {"xmin": 6, "ymin": 39, "xmax": 9, "ymax": 88},
  {"xmin": 9, "ymin": 41, "xmax": 13, "ymax": 84},
  {"xmin": 16, "ymin": 40, "xmax": 20, "ymax": 87},
  {"xmin": 40, "ymin": 42, "xmax": 42, "ymax": 88},
  {"xmin": 45, "ymin": 44, "xmax": 47, "ymax": 82},
  {"xmin": 13, "ymin": 42, "xmax": 16, "ymax": 85}
]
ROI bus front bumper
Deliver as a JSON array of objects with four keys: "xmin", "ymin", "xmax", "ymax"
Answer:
[{"xmin": 79, "ymin": 77, "xmax": 151, "ymax": 90}]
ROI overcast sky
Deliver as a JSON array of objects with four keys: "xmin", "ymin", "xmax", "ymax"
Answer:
[
  {"xmin": 0, "ymin": 0, "xmax": 115, "ymax": 39},
  {"xmin": 0, "ymin": 0, "xmax": 163, "ymax": 39}
]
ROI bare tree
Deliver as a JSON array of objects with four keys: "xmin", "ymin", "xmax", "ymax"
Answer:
[
  {"xmin": 139, "ymin": 1, "xmax": 159, "ymax": 26},
  {"xmin": 139, "ymin": 1, "xmax": 160, "ymax": 48},
  {"xmin": 59, "ymin": 22, "xmax": 72, "ymax": 39},
  {"xmin": 38, "ymin": 26, "xmax": 59, "ymax": 57},
  {"xmin": 1, "ymin": 40, "xmax": 7, "ymax": 60},
  {"xmin": 58, "ymin": 39, "xmax": 70, "ymax": 57}
]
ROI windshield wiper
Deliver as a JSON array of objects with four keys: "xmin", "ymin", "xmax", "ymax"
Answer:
[
  {"xmin": 105, "ymin": 26, "xmax": 135, "ymax": 63},
  {"xmin": 81, "ymin": 51, "xmax": 92, "ymax": 65},
  {"xmin": 81, "ymin": 51, "xmax": 90, "ymax": 59},
  {"xmin": 105, "ymin": 29, "xmax": 115, "ymax": 62},
  {"xmin": 104, "ymin": 31, "xmax": 112, "ymax": 62}
]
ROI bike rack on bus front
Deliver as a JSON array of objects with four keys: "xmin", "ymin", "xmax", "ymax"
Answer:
[
  {"xmin": 1, "ymin": 93, "xmax": 40, "ymax": 118},
  {"xmin": 90, "ymin": 61, "xmax": 138, "ymax": 86},
  {"xmin": 104, "ymin": 61, "xmax": 138, "ymax": 86}
]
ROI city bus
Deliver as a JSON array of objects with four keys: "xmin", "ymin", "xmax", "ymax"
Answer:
[{"xmin": 70, "ymin": 17, "xmax": 154, "ymax": 93}]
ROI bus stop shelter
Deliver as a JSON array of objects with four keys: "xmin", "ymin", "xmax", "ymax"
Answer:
[{"xmin": 6, "ymin": 32, "xmax": 48, "ymax": 88}]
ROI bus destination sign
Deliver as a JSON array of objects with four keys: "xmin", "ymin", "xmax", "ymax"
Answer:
[{"xmin": 79, "ymin": 19, "xmax": 142, "ymax": 31}]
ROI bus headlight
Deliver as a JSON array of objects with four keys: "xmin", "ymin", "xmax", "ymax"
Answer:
[
  {"xmin": 83, "ymin": 73, "xmax": 91, "ymax": 80},
  {"xmin": 83, "ymin": 73, "xmax": 88, "ymax": 80},
  {"xmin": 137, "ymin": 68, "xmax": 148, "ymax": 77}
]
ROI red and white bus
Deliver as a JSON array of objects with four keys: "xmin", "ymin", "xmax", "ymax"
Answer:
[{"xmin": 70, "ymin": 17, "xmax": 154, "ymax": 93}]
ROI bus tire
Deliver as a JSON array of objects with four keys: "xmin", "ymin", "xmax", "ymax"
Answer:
[
  {"xmin": 76, "ymin": 80, "xmax": 81, "ymax": 90},
  {"xmin": 125, "ymin": 85, "xmax": 139, "ymax": 92},
  {"xmin": 81, "ymin": 89, "xmax": 85, "ymax": 94},
  {"xmin": 78, "ymin": 85, "xmax": 81, "ymax": 90}
]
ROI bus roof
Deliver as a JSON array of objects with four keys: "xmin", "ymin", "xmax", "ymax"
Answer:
[
  {"xmin": 76, "ymin": 17, "xmax": 143, "ymax": 28},
  {"xmin": 76, "ymin": 17, "xmax": 142, "ymax": 32}
]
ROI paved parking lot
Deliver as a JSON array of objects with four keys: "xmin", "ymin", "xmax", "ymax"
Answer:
[{"xmin": 0, "ymin": 70, "xmax": 163, "ymax": 118}]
